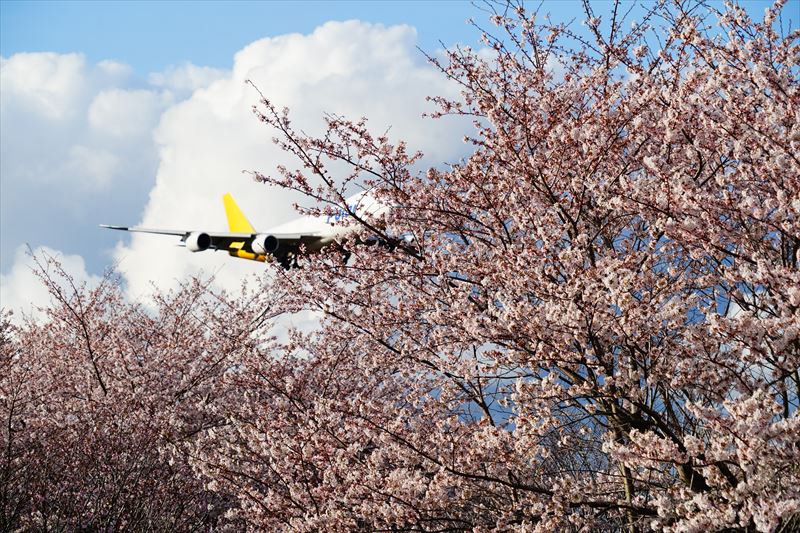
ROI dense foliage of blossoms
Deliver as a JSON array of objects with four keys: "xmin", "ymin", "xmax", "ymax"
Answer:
[
  {"xmin": 0, "ymin": 260, "xmax": 263, "ymax": 530},
  {"xmin": 2, "ymin": 1, "xmax": 798, "ymax": 531}
]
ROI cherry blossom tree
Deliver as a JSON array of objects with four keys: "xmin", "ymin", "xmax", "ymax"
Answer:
[
  {"xmin": 0, "ymin": 255, "xmax": 273, "ymax": 531},
  {"xmin": 2, "ymin": 1, "xmax": 798, "ymax": 531},
  {"xmin": 197, "ymin": 0, "xmax": 798, "ymax": 530}
]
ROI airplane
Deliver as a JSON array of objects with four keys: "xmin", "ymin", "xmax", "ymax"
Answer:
[{"xmin": 101, "ymin": 191, "xmax": 388, "ymax": 269}]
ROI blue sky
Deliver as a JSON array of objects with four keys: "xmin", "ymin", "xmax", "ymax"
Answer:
[
  {"xmin": 0, "ymin": 0, "xmax": 793, "ymax": 317},
  {"xmin": 3, "ymin": 0, "xmax": 786, "ymax": 89},
  {"xmin": 4, "ymin": 0, "xmax": 788, "ymax": 63},
  {"xmin": 2, "ymin": 1, "xmax": 495, "ymax": 72}
]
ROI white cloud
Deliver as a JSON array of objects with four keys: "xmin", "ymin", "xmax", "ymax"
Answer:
[
  {"xmin": 64, "ymin": 145, "xmax": 120, "ymax": 188},
  {"xmin": 0, "ymin": 246, "xmax": 103, "ymax": 323},
  {"xmin": 0, "ymin": 52, "xmax": 170, "ymax": 276},
  {"xmin": 97, "ymin": 59, "xmax": 133, "ymax": 78},
  {"xmin": 148, "ymin": 62, "xmax": 228, "ymax": 94},
  {"xmin": 88, "ymin": 88, "xmax": 168, "ymax": 138},
  {"xmin": 114, "ymin": 20, "xmax": 470, "ymax": 299},
  {"xmin": 0, "ymin": 52, "xmax": 88, "ymax": 120}
]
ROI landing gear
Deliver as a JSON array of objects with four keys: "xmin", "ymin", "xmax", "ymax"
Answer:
[
  {"xmin": 277, "ymin": 253, "xmax": 299, "ymax": 270},
  {"xmin": 361, "ymin": 236, "xmax": 387, "ymax": 248}
]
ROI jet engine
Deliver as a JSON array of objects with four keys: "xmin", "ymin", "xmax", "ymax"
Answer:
[
  {"xmin": 185, "ymin": 232, "xmax": 211, "ymax": 252},
  {"xmin": 251, "ymin": 234, "xmax": 279, "ymax": 255}
]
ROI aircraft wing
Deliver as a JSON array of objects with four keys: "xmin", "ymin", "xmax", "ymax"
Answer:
[
  {"xmin": 101, "ymin": 224, "xmax": 325, "ymax": 245},
  {"xmin": 100, "ymin": 225, "xmax": 255, "ymax": 249}
]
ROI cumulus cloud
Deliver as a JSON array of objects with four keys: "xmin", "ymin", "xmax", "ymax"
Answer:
[
  {"xmin": 0, "ymin": 52, "xmax": 225, "ymax": 279},
  {"xmin": 87, "ymin": 88, "xmax": 169, "ymax": 138},
  {"xmin": 97, "ymin": 60, "xmax": 133, "ymax": 78},
  {"xmin": 114, "ymin": 20, "xmax": 471, "ymax": 299},
  {"xmin": 0, "ymin": 53, "xmax": 89, "ymax": 120},
  {"xmin": 0, "ymin": 51, "xmax": 168, "ymax": 277},
  {"xmin": 0, "ymin": 245, "xmax": 103, "ymax": 323},
  {"xmin": 148, "ymin": 63, "xmax": 228, "ymax": 95},
  {"xmin": 64, "ymin": 145, "xmax": 120, "ymax": 188}
]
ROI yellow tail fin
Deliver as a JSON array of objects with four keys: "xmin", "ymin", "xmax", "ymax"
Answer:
[{"xmin": 223, "ymin": 193, "xmax": 256, "ymax": 233}]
